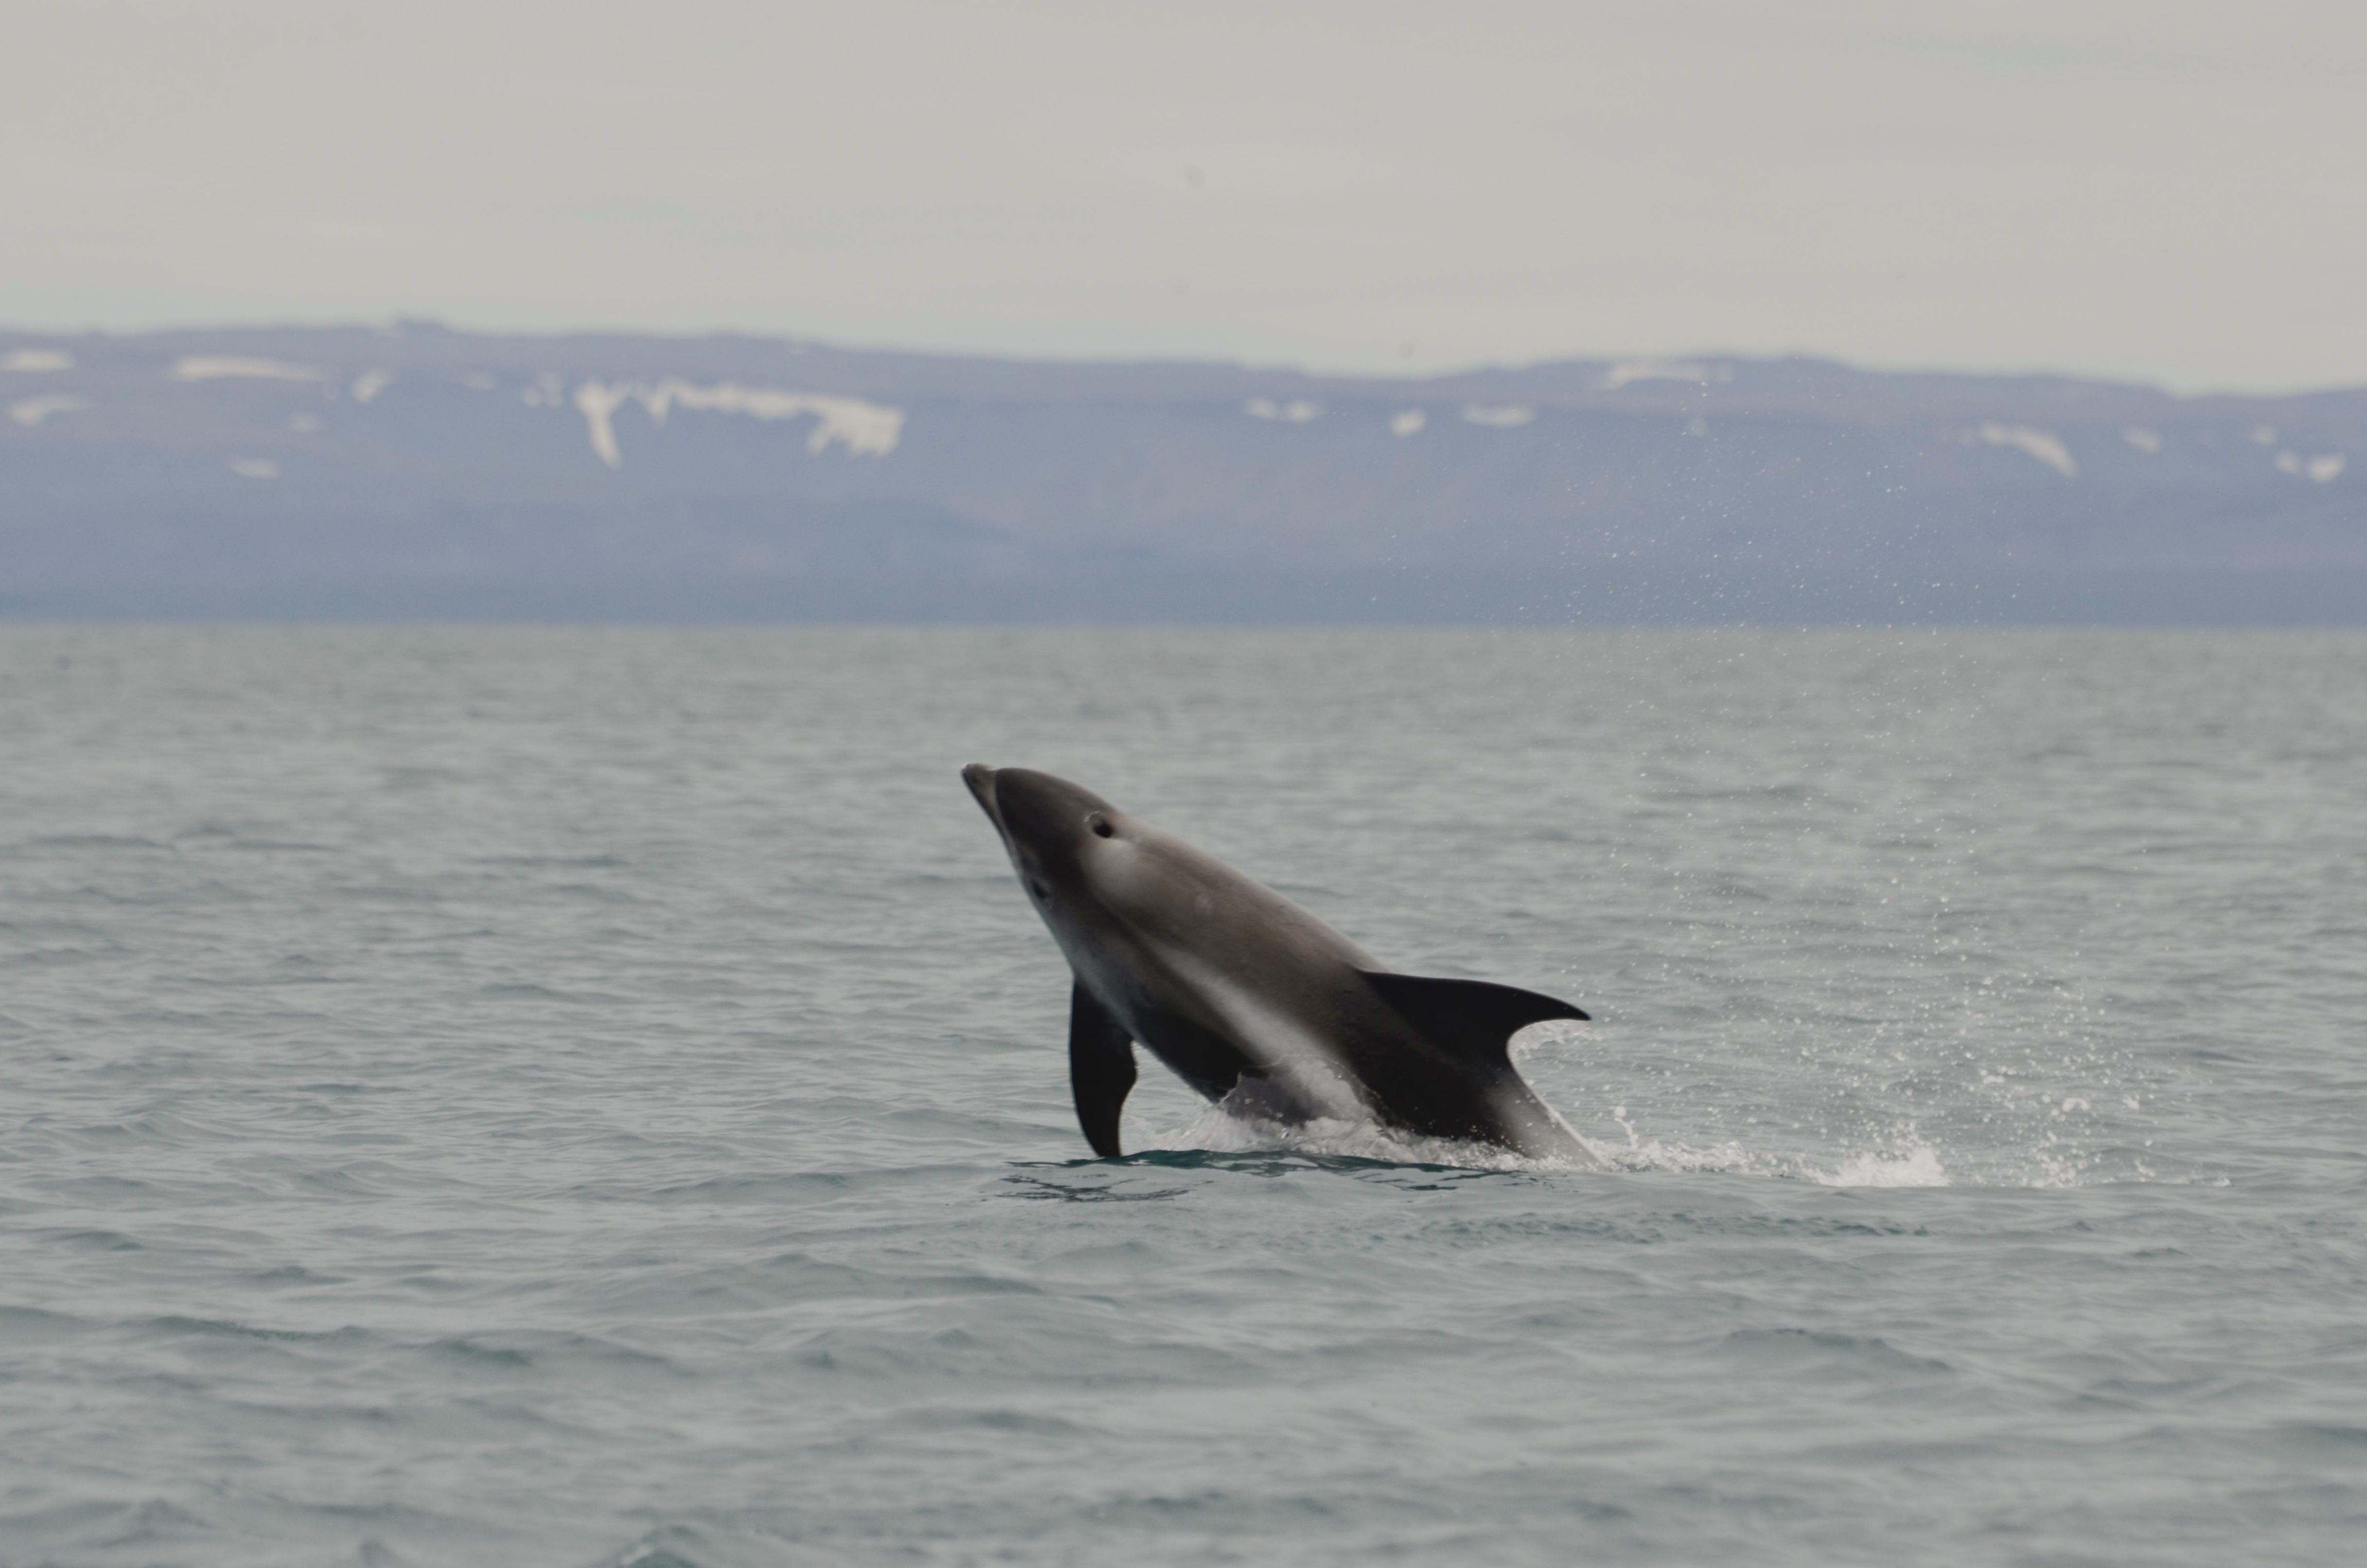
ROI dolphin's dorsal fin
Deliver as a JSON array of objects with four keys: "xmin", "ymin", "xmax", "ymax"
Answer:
[
  {"xmin": 1359, "ymin": 972, "xmax": 1590, "ymax": 1066},
  {"xmin": 1068, "ymin": 980, "xmax": 1137, "ymax": 1158}
]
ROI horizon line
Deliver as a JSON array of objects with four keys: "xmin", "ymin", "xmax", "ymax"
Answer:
[{"xmin": 5, "ymin": 317, "xmax": 2358, "ymax": 402}]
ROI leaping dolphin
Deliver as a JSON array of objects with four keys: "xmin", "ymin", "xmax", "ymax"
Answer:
[{"xmin": 963, "ymin": 765, "xmax": 1601, "ymax": 1164}]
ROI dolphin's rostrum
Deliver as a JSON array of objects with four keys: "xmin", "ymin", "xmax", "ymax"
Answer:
[{"xmin": 963, "ymin": 765, "xmax": 1601, "ymax": 1164}]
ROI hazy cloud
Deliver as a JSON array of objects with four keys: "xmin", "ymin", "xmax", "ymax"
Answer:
[{"xmin": 2, "ymin": 0, "xmax": 2362, "ymax": 390}]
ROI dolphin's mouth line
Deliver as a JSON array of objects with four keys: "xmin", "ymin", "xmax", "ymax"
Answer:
[
  {"xmin": 961, "ymin": 762, "xmax": 999, "ymax": 819},
  {"xmin": 962, "ymin": 763, "xmax": 1024, "ymax": 864},
  {"xmin": 962, "ymin": 763, "xmax": 1010, "ymax": 841}
]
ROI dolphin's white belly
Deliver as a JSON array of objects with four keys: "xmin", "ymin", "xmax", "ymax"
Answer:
[
  {"xmin": 1049, "ymin": 907, "xmax": 1368, "ymax": 1123},
  {"xmin": 1152, "ymin": 944, "xmax": 1368, "ymax": 1123}
]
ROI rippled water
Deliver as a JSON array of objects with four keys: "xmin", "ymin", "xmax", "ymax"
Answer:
[{"xmin": 3, "ymin": 626, "xmax": 2363, "ymax": 1568}]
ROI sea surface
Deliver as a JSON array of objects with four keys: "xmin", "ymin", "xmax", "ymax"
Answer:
[{"xmin": 2, "ymin": 625, "xmax": 2362, "ymax": 1568}]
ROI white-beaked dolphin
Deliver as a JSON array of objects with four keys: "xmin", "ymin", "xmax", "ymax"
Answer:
[{"xmin": 963, "ymin": 765, "xmax": 1602, "ymax": 1165}]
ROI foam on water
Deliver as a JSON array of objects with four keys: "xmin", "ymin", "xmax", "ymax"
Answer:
[
  {"xmin": 1157, "ymin": 1099, "xmax": 1958, "ymax": 1189},
  {"xmin": 1157, "ymin": 1104, "xmax": 1607, "ymax": 1173},
  {"xmin": 1815, "ymin": 1146, "xmax": 1951, "ymax": 1187}
]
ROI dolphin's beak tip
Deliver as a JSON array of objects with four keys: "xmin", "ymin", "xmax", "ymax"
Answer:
[{"xmin": 961, "ymin": 763, "xmax": 997, "ymax": 809}]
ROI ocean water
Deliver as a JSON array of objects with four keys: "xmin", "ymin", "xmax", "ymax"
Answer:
[{"xmin": 2, "ymin": 625, "xmax": 2362, "ymax": 1568}]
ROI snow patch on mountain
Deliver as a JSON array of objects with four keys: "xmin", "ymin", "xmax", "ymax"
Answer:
[
  {"xmin": 2277, "ymin": 451, "xmax": 2347, "ymax": 483},
  {"xmin": 572, "ymin": 379, "xmax": 905, "ymax": 469},
  {"xmin": 8, "ymin": 393, "xmax": 87, "ymax": 428},
  {"xmin": 1976, "ymin": 423, "xmax": 2078, "ymax": 479},
  {"xmin": 1462, "ymin": 404, "xmax": 1535, "ymax": 428},
  {"xmin": 174, "ymin": 357, "xmax": 326, "ymax": 383},
  {"xmin": 3, "ymin": 349, "xmax": 74, "ymax": 373}
]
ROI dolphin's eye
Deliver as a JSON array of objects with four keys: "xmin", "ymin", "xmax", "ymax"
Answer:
[{"xmin": 1087, "ymin": 813, "xmax": 1115, "ymax": 838}]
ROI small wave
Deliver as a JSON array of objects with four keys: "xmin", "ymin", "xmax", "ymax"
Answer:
[
  {"xmin": 1718, "ymin": 1326, "xmax": 1955, "ymax": 1374},
  {"xmin": 2, "ymin": 833, "xmax": 170, "ymax": 854},
  {"xmin": 1002, "ymin": 1173, "xmax": 1192, "ymax": 1202},
  {"xmin": 136, "ymin": 1314, "xmax": 371, "ymax": 1346}
]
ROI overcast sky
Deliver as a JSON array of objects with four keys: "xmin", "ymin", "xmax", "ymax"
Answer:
[{"xmin": 5, "ymin": 0, "xmax": 2363, "ymax": 391}]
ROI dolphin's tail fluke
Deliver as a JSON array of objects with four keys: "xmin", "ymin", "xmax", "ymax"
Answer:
[
  {"xmin": 1356, "ymin": 971, "xmax": 1602, "ymax": 1164},
  {"xmin": 1357, "ymin": 972, "xmax": 1589, "ymax": 1067}
]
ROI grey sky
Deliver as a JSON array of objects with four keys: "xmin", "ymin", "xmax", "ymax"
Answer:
[{"xmin": 5, "ymin": 0, "xmax": 2363, "ymax": 391}]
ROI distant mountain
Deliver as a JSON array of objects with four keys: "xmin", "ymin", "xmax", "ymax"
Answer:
[{"xmin": 3, "ymin": 323, "xmax": 2362, "ymax": 622}]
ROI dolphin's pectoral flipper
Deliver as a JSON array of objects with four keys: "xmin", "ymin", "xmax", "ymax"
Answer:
[
  {"xmin": 1359, "ymin": 972, "xmax": 1590, "ymax": 1065},
  {"xmin": 1068, "ymin": 980, "xmax": 1137, "ymax": 1158}
]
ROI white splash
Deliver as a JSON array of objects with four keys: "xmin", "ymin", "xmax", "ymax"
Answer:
[
  {"xmin": 7, "ymin": 393, "xmax": 87, "ymax": 428},
  {"xmin": 2276, "ymin": 450, "xmax": 2303, "ymax": 477},
  {"xmin": 2249, "ymin": 424, "xmax": 2278, "ymax": 445},
  {"xmin": 173, "ymin": 356, "xmax": 325, "ymax": 383},
  {"xmin": 288, "ymin": 413, "xmax": 322, "ymax": 433},
  {"xmin": 1815, "ymin": 1147, "xmax": 1951, "ymax": 1188},
  {"xmin": 2121, "ymin": 425, "xmax": 2162, "ymax": 453},
  {"xmin": 1597, "ymin": 358, "xmax": 1733, "ymax": 390},
  {"xmin": 1390, "ymin": 409, "xmax": 1427, "ymax": 437},
  {"xmin": 349, "ymin": 370, "xmax": 393, "ymax": 403},
  {"xmin": 226, "ymin": 457, "xmax": 281, "ymax": 479},
  {"xmin": 2, "ymin": 348, "xmax": 73, "ymax": 373},
  {"xmin": 1976, "ymin": 422, "xmax": 2077, "ymax": 479},
  {"xmin": 1462, "ymin": 403, "xmax": 1535, "ymax": 428},
  {"xmin": 1246, "ymin": 397, "xmax": 1321, "ymax": 423},
  {"xmin": 571, "ymin": 378, "xmax": 905, "ymax": 469}
]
